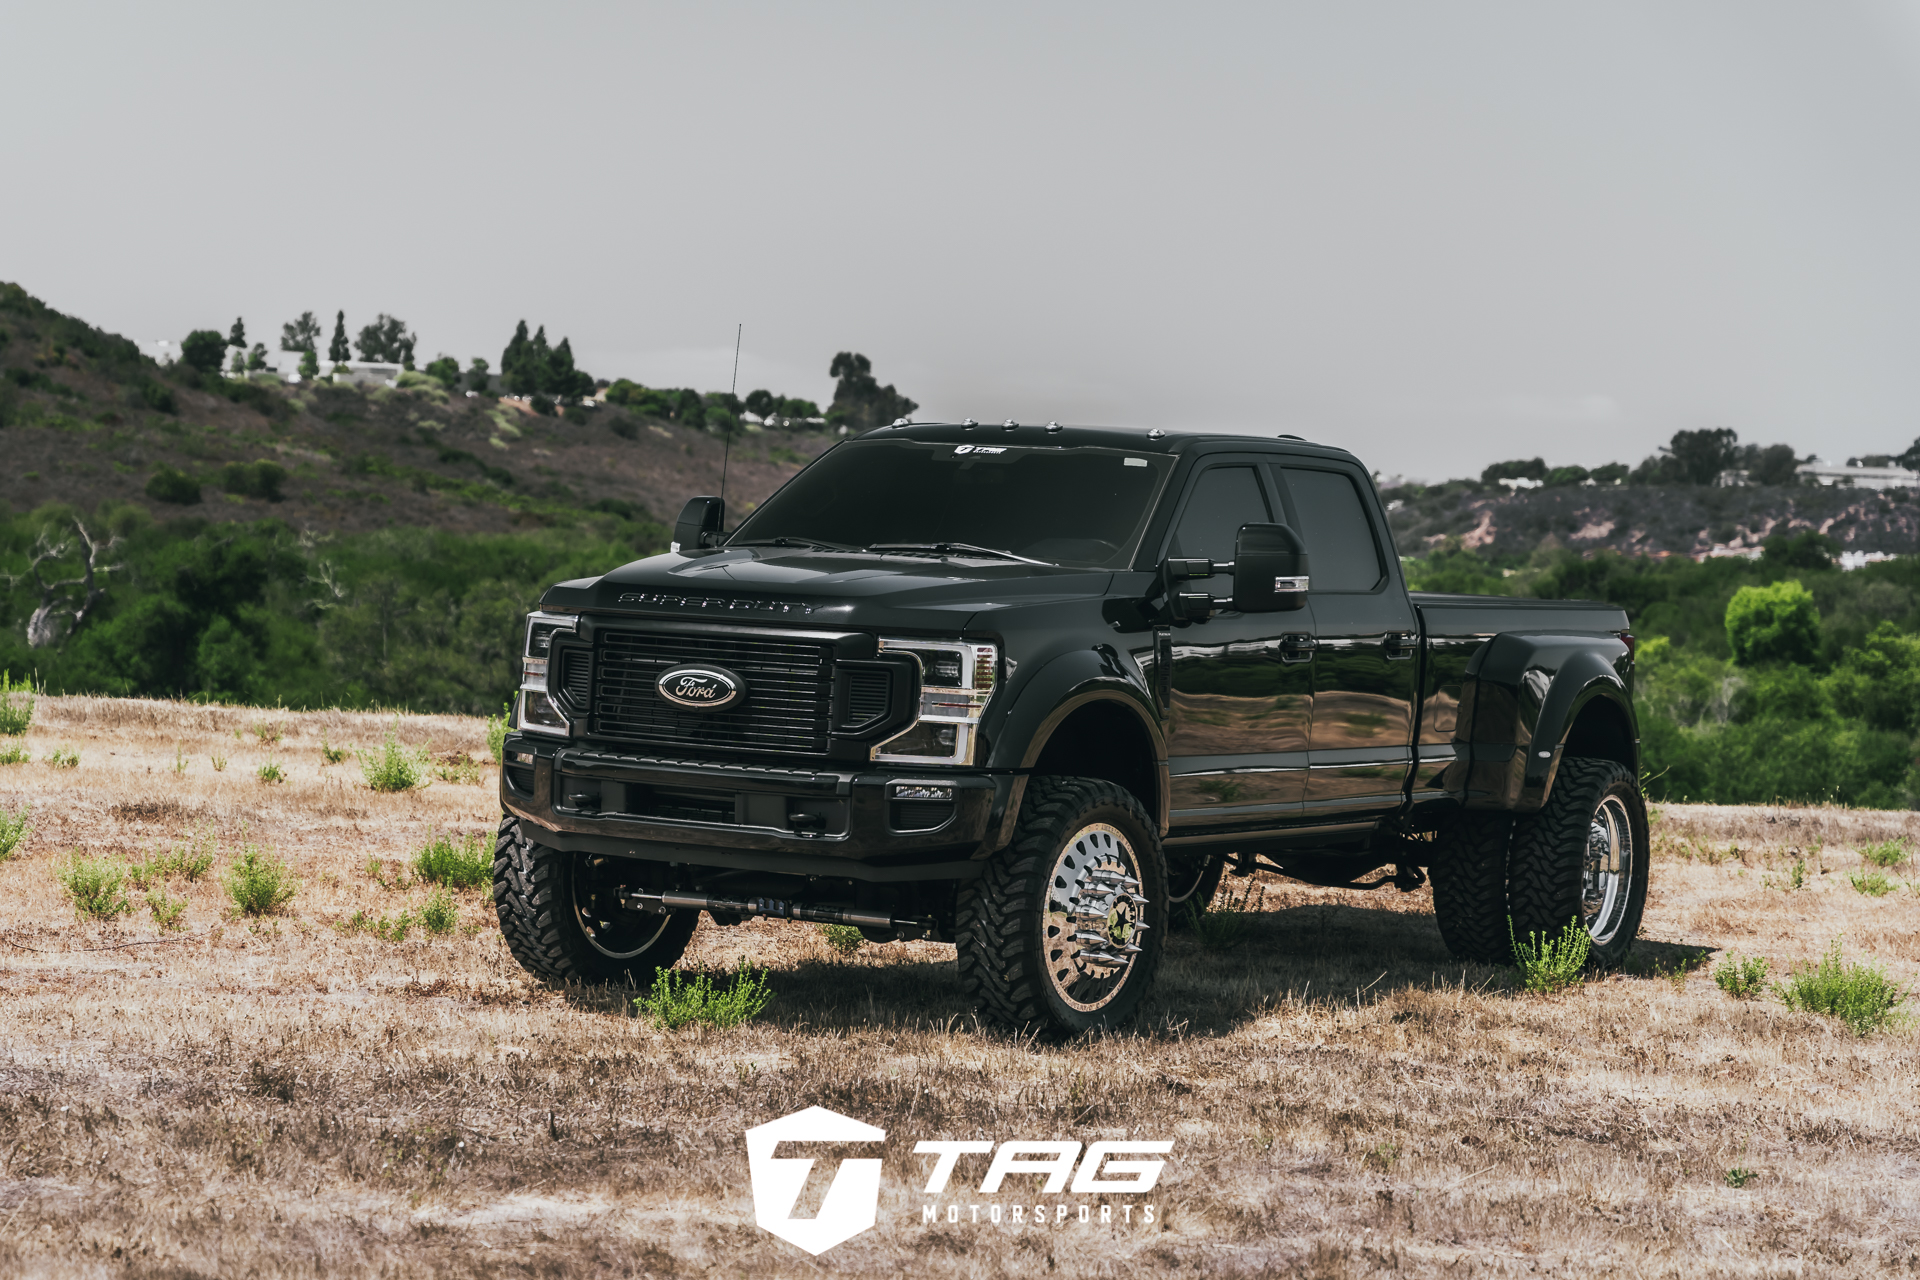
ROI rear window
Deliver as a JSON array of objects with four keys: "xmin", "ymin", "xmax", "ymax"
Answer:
[{"xmin": 1278, "ymin": 467, "xmax": 1384, "ymax": 591}]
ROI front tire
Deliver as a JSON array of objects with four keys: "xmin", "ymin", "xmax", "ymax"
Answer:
[
  {"xmin": 1508, "ymin": 757, "xmax": 1649, "ymax": 968},
  {"xmin": 957, "ymin": 778, "xmax": 1168, "ymax": 1036},
  {"xmin": 493, "ymin": 815, "xmax": 699, "ymax": 985}
]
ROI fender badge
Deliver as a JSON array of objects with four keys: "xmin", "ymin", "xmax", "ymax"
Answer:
[{"xmin": 655, "ymin": 664, "xmax": 744, "ymax": 711}]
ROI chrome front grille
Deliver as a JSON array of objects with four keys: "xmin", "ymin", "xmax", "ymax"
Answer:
[{"xmin": 590, "ymin": 630, "xmax": 834, "ymax": 755}]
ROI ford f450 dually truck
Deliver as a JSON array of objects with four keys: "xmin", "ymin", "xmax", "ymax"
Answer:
[{"xmin": 495, "ymin": 422, "xmax": 1646, "ymax": 1034}]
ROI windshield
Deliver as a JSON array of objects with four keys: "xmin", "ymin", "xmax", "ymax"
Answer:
[{"xmin": 729, "ymin": 439, "xmax": 1175, "ymax": 569}]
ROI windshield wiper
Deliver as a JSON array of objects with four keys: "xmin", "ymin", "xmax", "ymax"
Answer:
[
  {"xmin": 728, "ymin": 536, "xmax": 860, "ymax": 552},
  {"xmin": 865, "ymin": 542, "xmax": 1051, "ymax": 565}
]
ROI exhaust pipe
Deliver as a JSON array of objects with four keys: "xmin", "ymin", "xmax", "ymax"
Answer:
[{"xmin": 622, "ymin": 890, "xmax": 936, "ymax": 940}]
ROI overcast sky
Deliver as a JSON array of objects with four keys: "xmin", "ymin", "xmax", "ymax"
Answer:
[{"xmin": 6, "ymin": 1, "xmax": 1920, "ymax": 480}]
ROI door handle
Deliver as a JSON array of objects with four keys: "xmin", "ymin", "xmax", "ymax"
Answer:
[
  {"xmin": 1278, "ymin": 634, "xmax": 1317, "ymax": 663},
  {"xmin": 1384, "ymin": 632, "xmax": 1416, "ymax": 661}
]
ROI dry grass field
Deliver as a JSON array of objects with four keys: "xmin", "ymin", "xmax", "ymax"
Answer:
[{"xmin": 1, "ymin": 696, "xmax": 1917, "ymax": 1278}]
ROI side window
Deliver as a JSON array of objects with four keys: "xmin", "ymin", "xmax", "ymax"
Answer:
[
  {"xmin": 1167, "ymin": 465, "xmax": 1270, "ymax": 567},
  {"xmin": 1278, "ymin": 467, "xmax": 1384, "ymax": 591}
]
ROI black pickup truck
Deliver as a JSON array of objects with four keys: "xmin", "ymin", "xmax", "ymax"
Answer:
[{"xmin": 495, "ymin": 422, "xmax": 1647, "ymax": 1033}]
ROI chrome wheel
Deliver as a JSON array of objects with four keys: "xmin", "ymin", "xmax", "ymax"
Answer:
[
  {"xmin": 573, "ymin": 855, "xmax": 675, "ymax": 961},
  {"xmin": 1582, "ymin": 796, "xmax": 1634, "ymax": 946},
  {"xmin": 1044, "ymin": 823, "xmax": 1149, "ymax": 1013}
]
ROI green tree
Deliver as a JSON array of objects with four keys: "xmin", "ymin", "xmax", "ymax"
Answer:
[
  {"xmin": 825, "ymin": 351, "xmax": 917, "ymax": 433},
  {"xmin": 1589, "ymin": 462, "xmax": 1629, "ymax": 484},
  {"xmin": 423, "ymin": 355, "xmax": 461, "ymax": 388},
  {"xmin": 1762, "ymin": 530, "xmax": 1838, "ymax": 571},
  {"xmin": 298, "ymin": 348, "xmax": 320, "ymax": 379},
  {"xmin": 280, "ymin": 311, "xmax": 321, "ymax": 353},
  {"xmin": 743, "ymin": 388, "xmax": 776, "ymax": 419},
  {"xmin": 466, "ymin": 356, "xmax": 490, "ymax": 392},
  {"xmin": 328, "ymin": 311, "xmax": 351, "ymax": 364},
  {"xmin": 246, "ymin": 343, "xmax": 268, "ymax": 372},
  {"xmin": 1544, "ymin": 465, "xmax": 1589, "ymax": 487},
  {"xmin": 355, "ymin": 314, "xmax": 416, "ymax": 367},
  {"xmin": 1663, "ymin": 427, "xmax": 1739, "ymax": 485},
  {"xmin": 228, "ymin": 317, "xmax": 247, "ymax": 349},
  {"xmin": 1726, "ymin": 579, "xmax": 1820, "ymax": 666},
  {"xmin": 1750, "ymin": 443, "xmax": 1800, "ymax": 486},
  {"xmin": 180, "ymin": 329, "xmax": 228, "ymax": 374},
  {"xmin": 1480, "ymin": 458, "xmax": 1546, "ymax": 486}
]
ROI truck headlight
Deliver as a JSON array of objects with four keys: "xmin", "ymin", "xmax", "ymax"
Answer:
[
  {"xmin": 871, "ymin": 640, "xmax": 997, "ymax": 766},
  {"xmin": 517, "ymin": 611, "xmax": 577, "ymax": 738}
]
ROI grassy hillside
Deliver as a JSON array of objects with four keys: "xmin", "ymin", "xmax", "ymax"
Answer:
[{"xmin": 0, "ymin": 281, "xmax": 828, "ymax": 537}]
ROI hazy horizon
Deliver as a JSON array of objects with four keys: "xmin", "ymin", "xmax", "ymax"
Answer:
[{"xmin": 7, "ymin": 2, "xmax": 1920, "ymax": 481}]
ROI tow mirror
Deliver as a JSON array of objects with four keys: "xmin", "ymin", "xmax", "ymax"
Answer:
[
  {"xmin": 671, "ymin": 496, "xmax": 725, "ymax": 552},
  {"xmin": 1231, "ymin": 523, "xmax": 1309, "ymax": 613}
]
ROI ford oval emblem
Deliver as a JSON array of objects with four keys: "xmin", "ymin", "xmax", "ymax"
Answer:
[{"xmin": 655, "ymin": 664, "xmax": 744, "ymax": 711}]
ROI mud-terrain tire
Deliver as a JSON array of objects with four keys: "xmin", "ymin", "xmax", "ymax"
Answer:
[
  {"xmin": 1427, "ymin": 812, "xmax": 1514, "ymax": 964},
  {"xmin": 956, "ymin": 777, "xmax": 1167, "ymax": 1036},
  {"xmin": 493, "ymin": 815, "xmax": 698, "ymax": 985},
  {"xmin": 1164, "ymin": 849, "xmax": 1227, "ymax": 931},
  {"xmin": 1508, "ymin": 757, "xmax": 1649, "ymax": 969}
]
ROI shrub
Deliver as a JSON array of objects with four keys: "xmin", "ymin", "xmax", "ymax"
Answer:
[
  {"xmin": 1512, "ymin": 918, "xmax": 1592, "ymax": 994},
  {"xmin": 820, "ymin": 923, "xmax": 865, "ymax": 956},
  {"xmin": 134, "ymin": 830, "xmax": 216, "ymax": 886},
  {"xmin": 0, "ymin": 744, "xmax": 27, "ymax": 765},
  {"xmin": 1859, "ymin": 839, "xmax": 1909, "ymax": 869},
  {"xmin": 1185, "ymin": 877, "xmax": 1265, "ymax": 950},
  {"xmin": 337, "ymin": 907, "xmax": 413, "ymax": 942},
  {"xmin": 431, "ymin": 754, "xmax": 481, "ymax": 785},
  {"xmin": 217, "ymin": 460, "xmax": 287, "ymax": 502},
  {"xmin": 179, "ymin": 329, "xmax": 227, "ymax": 374},
  {"xmin": 320, "ymin": 735, "xmax": 347, "ymax": 764},
  {"xmin": 147, "ymin": 891, "xmax": 186, "ymax": 931},
  {"xmin": 413, "ymin": 832, "xmax": 491, "ymax": 890},
  {"xmin": 0, "ymin": 670, "xmax": 35, "ymax": 735},
  {"xmin": 223, "ymin": 843, "xmax": 298, "ymax": 916},
  {"xmin": 57, "ymin": 854, "xmax": 132, "ymax": 919},
  {"xmin": 139, "ymin": 380, "xmax": 177, "ymax": 414},
  {"xmin": 1849, "ymin": 870, "xmax": 1895, "ymax": 898},
  {"xmin": 45, "ymin": 746, "xmax": 78, "ymax": 769},
  {"xmin": 359, "ymin": 721, "xmax": 424, "ymax": 792},
  {"xmin": 419, "ymin": 888, "xmax": 458, "ymax": 935},
  {"xmin": 1725, "ymin": 579, "xmax": 1820, "ymax": 666},
  {"xmin": 145, "ymin": 466, "xmax": 203, "ymax": 505},
  {"xmin": 1713, "ymin": 954, "xmax": 1770, "ymax": 998},
  {"xmin": 486, "ymin": 700, "xmax": 510, "ymax": 764},
  {"xmin": 0, "ymin": 802, "xmax": 30, "ymax": 860},
  {"xmin": 636, "ymin": 959, "xmax": 775, "ymax": 1030},
  {"xmin": 1776, "ymin": 940, "xmax": 1907, "ymax": 1036},
  {"xmin": 256, "ymin": 759, "xmax": 285, "ymax": 784}
]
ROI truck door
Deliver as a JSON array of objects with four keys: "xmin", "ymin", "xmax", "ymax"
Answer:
[
  {"xmin": 1271, "ymin": 464, "xmax": 1418, "ymax": 824},
  {"xmin": 1163, "ymin": 460, "xmax": 1313, "ymax": 836}
]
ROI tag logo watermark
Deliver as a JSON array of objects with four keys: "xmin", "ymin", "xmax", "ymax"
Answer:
[
  {"xmin": 744, "ymin": 1106, "xmax": 887, "ymax": 1256},
  {"xmin": 745, "ymin": 1107, "xmax": 1170, "ymax": 1256}
]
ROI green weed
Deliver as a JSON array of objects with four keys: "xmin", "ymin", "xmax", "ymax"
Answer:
[
  {"xmin": 256, "ymin": 759, "xmax": 285, "ymax": 784},
  {"xmin": 0, "ymin": 744, "xmax": 28, "ymax": 765},
  {"xmin": 0, "ymin": 670, "xmax": 35, "ymax": 736},
  {"xmin": 365, "ymin": 856, "xmax": 413, "ymax": 892},
  {"xmin": 1511, "ymin": 918, "xmax": 1592, "ymax": 994},
  {"xmin": 636, "ymin": 959, "xmax": 775, "ymax": 1031},
  {"xmin": 1858, "ymin": 839, "xmax": 1909, "ymax": 869},
  {"xmin": 359, "ymin": 720, "xmax": 424, "ymax": 792},
  {"xmin": 1849, "ymin": 870, "xmax": 1895, "ymax": 897},
  {"xmin": 1724, "ymin": 1166, "xmax": 1759, "ymax": 1189},
  {"xmin": 412, "ymin": 832, "xmax": 491, "ymax": 890},
  {"xmin": 337, "ymin": 908, "xmax": 413, "ymax": 942},
  {"xmin": 171, "ymin": 745, "xmax": 188, "ymax": 776},
  {"xmin": 0, "ymin": 802, "xmax": 30, "ymax": 860},
  {"xmin": 819, "ymin": 923, "xmax": 865, "ymax": 956},
  {"xmin": 211, "ymin": 754, "xmax": 228, "ymax": 772},
  {"xmin": 1185, "ymin": 877, "xmax": 1265, "ymax": 950},
  {"xmin": 146, "ymin": 891, "xmax": 187, "ymax": 931},
  {"xmin": 222, "ymin": 843, "xmax": 298, "ymax": 916},
  {"xmin": 486, "ymin": 700, "xmax": 510, "ymax": 763},
  {"xmin": 430, "ymin": 754, "xmax": 482, "ymax": 785},
  {"xmin": 319, "ymin": 734, "xmax": 348, "ymax": 765},
  {"xmin": 1713, "ymin": 954, "xmax": 1770, "ymax": 998},
  {"xmin": 45, "ymin": 745, "xmax": 78, "ymax": 769},
  {"xmin": 1776, "ymin": 940, "xmax": 1908, "ymax": 1037},
  {"xmin": 57, "ymin": 854, "xmax": 132, "ymax": 919},
  {"xmin": 251, "ymin": 720, "xmax": 282, "ymax": 745},
  {"xmin": 419, "ymin": 888, "xmax": 458, "ymax": 935}
]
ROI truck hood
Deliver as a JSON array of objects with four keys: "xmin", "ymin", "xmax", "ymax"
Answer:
[{"xmin": 541, "ymin": 546, "xmax": 1114, "ymax": 633}]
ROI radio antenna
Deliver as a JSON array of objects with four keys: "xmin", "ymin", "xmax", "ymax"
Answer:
[{"xmin": 719, "ymin": 322, "xmax": 741, "ymax": 525}]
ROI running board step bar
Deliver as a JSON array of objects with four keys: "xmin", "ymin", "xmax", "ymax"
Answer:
[{"xmin": 622, "ymin": 890, "xmax": 936, "ymax": 940}]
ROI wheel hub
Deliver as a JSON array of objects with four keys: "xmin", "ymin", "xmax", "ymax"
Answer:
[
  {"xmin": 1044, "ymin": 823, "xmax": 1150, "ymax": 1013},
  {"xmin": 1581, "ymin": 796, "xmax": 1634, "ymax": 946}
]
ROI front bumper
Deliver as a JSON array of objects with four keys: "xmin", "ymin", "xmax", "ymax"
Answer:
[{"xmin": 499, "ymin": 733, "xmax": 1011, "ymax": 881}]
